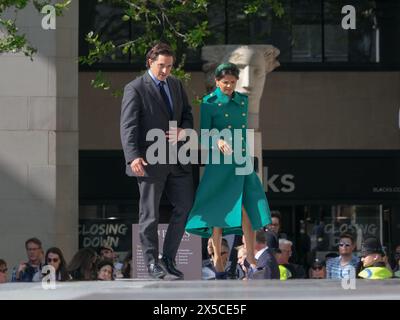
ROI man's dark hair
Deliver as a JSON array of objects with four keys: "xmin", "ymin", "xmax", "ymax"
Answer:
[
  {"xmin": 146, "ymin": 42, "xmax": 175, "ymax": 68},
  {"xmin": 339, "ymin": 232, "xmax": 355, "ymax": 244},
  {"xmin": 271, "ymin": 211, "xmax": 281, "ymax": 223},
  {"xmin": 256, "ymin": 230, "xmax": 267, "ymax": 245},
  {"xmin": 264, "ymin": 229, "xmax": 279, "ymax": 250},
  {"xmin": 25, "ymin": 237, "xmax": 42, "ymax": 249},
  {"xmin": 0, "ymin": 259, "xmax": 6, "ymax": 267}
]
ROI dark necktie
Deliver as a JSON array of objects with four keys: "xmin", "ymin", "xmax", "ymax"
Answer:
[{"xmin": 159, "ymin": 81, "xmax": 173, "ymax": 119}]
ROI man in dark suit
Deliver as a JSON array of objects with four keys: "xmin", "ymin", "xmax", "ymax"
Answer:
[
  {"xmin": 120, "ymin": 43, "xmax": 194, "ymax": 279},
  {"xmin": 250, "ymin": 230, "xmax": 280, "ymax": 279}
]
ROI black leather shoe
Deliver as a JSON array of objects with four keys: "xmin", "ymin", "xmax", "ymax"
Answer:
[
  {"xmin": 161, "ymin": 256, "xmax": 184, "ymax": 278},
  {"xmin": 147, "ymin": 263, "xmax": 167, "ymax": 279},
  {"xmin": 215, "ymin": 271, "xmax": 228, "ymax": 280}
]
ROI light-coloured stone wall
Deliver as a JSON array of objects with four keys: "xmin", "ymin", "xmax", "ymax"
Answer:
[
  {"xmin": 261, "ymin": 72, "xmax": 400, "ymax": 150},
  {"xmin": 0, "ymin": 1, "xmax": 79, "ymax": 271},
  {"xmin": 79, "ymin": 71, "xmax": 206, "ymax": 150}
]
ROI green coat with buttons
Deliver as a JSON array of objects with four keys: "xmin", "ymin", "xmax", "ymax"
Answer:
[{"xmin": 185, "ymin": 87, "xmax": 271, "ymax": 238}]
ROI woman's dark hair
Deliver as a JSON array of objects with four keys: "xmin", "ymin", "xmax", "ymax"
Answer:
[
  {"xmin": 214, "ymin": 63, "xmax": 240, "ymax": 80},
  {"xmin": 67, "ymin": 248, "xmax": 98, "ymax": 281},
  {"xmin": 97, "ymin": 259, "xmax": 114, "ymax": 272},
  {"xmin": 145, "ymin": 42, "xmax": 175, "ymax": 68},
  {"xmin": 45, "ymin": 247, "xmax": 70, "ymax": 281}
]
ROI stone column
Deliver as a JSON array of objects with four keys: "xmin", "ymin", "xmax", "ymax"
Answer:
[
  {"xmin": 0, "ymin": 1, "xmax": 79, "ymax": 269},
  {"xmin": 202, "ymin": 45, "xmax": 280, "ymax": 182}
]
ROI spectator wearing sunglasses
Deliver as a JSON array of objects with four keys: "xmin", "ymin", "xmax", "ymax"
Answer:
[
  {"xmin": 34, "ymin": 247, "xmax": 71, "ymax": 282},
  {"xmin": 0, "ymin": 259, "xmax": 8, "ymax": 283},
  {"xmin": 326, "ymin": 233, "xmax": 359, "ymax": 279},
  {"xmin": 309, "ymin": 259, "xmax": 326, "ymax": 279}
]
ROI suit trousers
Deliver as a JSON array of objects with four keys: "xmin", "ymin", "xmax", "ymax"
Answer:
[{"xmin": 137, "ymin": 165, "xmax": 194, "ymax": 266}]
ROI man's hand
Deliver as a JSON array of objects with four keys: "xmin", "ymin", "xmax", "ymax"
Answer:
[
  {"xmin": 17, "ymin": 262, "xmax": 27, "ymax": 274},
  {"xmin": 16, "ymin": 262, "xmax": 27, "ymax": 279},
  {"xmin": 130, "ymin": 158, "xmax": 148, "ymax": 176},
  {"xmin": 217, "ymin": 139, "xmax": 233, "ymax": 155},
  {"xmin": 166, "ymin": 127, "xmax": 186, "ymax": 145}
]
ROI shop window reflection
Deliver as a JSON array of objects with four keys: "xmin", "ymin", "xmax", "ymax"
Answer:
[{"xmin": 304, "ymin": 205, "xmax": 382, "ymax": 258}]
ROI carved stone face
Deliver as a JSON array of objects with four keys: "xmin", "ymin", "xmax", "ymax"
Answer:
[{"xmin": 227, "ymin": 47, "xmax": 267, "ymax": 111}]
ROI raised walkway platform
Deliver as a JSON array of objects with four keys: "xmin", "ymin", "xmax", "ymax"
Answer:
[{"xmin": 1, "ymin": 279, "xmax": 400, "ymax": 300}]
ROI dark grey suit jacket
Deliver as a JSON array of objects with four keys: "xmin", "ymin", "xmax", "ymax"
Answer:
[
  {"xmin": 120, "ymin": 72, "xmax": 194, "ymax": 177},
  {"xmin": 252, "ymin": 247, "xmax": 280, "ymax": 280}
]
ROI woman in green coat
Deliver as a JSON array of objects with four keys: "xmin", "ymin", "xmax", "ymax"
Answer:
[{"xmin": 185, "ymin": 63, "xmax": 271, "ymax": 277}]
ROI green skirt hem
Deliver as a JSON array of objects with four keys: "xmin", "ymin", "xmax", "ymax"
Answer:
[{"xmin": 186, "ymin": 226, "xmax": 244, "ymax": 238}]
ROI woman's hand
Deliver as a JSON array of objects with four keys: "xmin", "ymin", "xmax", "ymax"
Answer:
[{"xmin": 217, "ymin": 139, "xmax": 233, "ymax": 155}]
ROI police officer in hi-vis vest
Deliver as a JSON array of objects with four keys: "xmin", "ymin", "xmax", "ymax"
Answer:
[{"xmin": 358, "ymin": 237, "xmax": 392, "ymax": 280}]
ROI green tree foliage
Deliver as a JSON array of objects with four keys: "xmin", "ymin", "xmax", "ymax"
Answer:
[
  {"xmin": 1, "ymin": 0, "xmax": 285, "ymax": 96},
  {"xmin": 0, "ymin": 0, "xmax": 70, "ymax": 59},
  {"xmin": 79, "ymin": 0, "xmax": 286, "ymax": 95}
]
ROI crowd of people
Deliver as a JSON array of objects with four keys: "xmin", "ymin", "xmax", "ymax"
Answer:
[
  {"xmin": 201, "ymin": 229, "xmax": 399, "ymax": 281},
  {"xmin": 0, "ymin": 238, "xmax": 132, "ymax": 283},
  {"xmin": 200, "ymin": 216, "xmax": 400, "ymax": 281},
  {"xmin": 1, "ymin": 226, "xmax": 399, "ymax": 284},
  {"xmin": 198, "ymin": 212, "xmax": 400, "ymax": 281}
]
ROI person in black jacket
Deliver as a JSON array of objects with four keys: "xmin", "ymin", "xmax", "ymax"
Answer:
[
  {"xmin": 249, "ymin": 230, "xmax": 280, "ymax": 279},
  {"xmin": 120, "ymin": 43, "xmax": 194, "ymax": 280}
]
